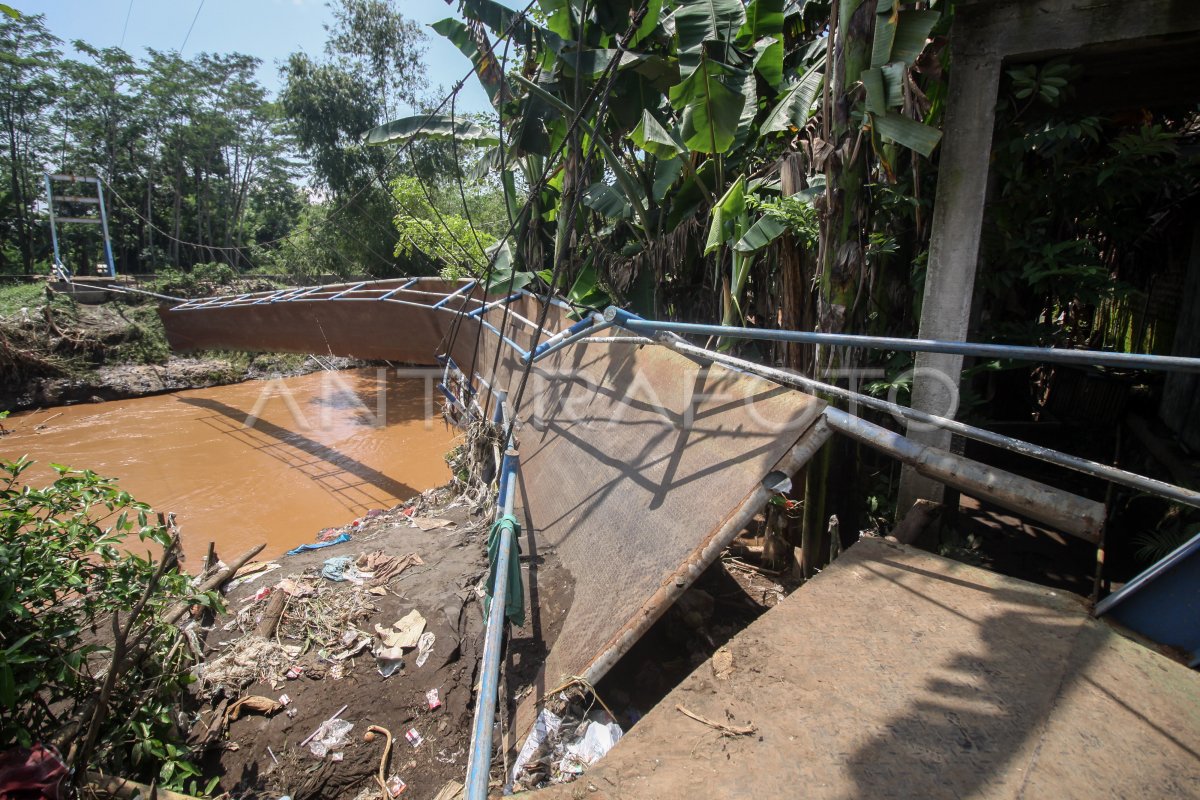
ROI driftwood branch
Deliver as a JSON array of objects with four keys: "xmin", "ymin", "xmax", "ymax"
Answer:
[{"xmin": 675, "ymin": 704, "xmax": 755, "ymax": 736}]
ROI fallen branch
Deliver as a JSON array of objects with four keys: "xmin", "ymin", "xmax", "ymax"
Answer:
[
  {"xmin": 85, "ymin": 772, "xmax": 206, "ymax": 800},
  {"xmin": 366, "ymin": 725, "xmax": 394, "ymax": 800},
  {"xmin": 675, "ymin": 704, "xmax": 755, "ymax": 736},
  {"xmin": 165, "ymin": 543, "xmax": 265, "ymax": 625}
]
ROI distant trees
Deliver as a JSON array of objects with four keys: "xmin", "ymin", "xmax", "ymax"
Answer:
[
  {"xmin": 0, "ymin": 1, "xmax": 498, "ymax": 280},
  {"xmin": 0, "ymin": 11, "xmax": 305, "ymax": 275}
]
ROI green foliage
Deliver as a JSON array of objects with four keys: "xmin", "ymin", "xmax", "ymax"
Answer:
[
  {"xmin": 0, "ymin": 282, "xmax": 43, "ymax": 316},
  {"xmin": 1133, "ymin": 520, "xmax": 1200, "ymax": 566},
  {"xmin": 0, "ymin": 458, "xmax": 219, "ymax": 789},
  {"xmin": 391, "ymin": 176, "xmax": 497, "ymax": 279},
  {"xmin": 985, "ymin": 59, "xmax": 1200, "ymax": 348}
]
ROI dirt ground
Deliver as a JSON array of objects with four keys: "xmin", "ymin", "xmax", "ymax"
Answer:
[{"xmin": 190, "ymin": 491, "xmax": 493, "ymax": 800}]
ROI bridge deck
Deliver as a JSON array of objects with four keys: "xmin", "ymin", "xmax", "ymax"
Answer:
[{"xmin": 535, "ymin": 537, "xmax": 1200, "ymax": 799}]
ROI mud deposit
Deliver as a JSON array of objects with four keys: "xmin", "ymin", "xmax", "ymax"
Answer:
[{"xmin": 196, "ymin": 500, "xmax": 488, "ymax": 800}]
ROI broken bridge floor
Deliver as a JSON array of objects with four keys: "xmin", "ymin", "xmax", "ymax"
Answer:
[{"xmin": 534, "ymin": 536, "xmax": 1200, "ymax": 799}]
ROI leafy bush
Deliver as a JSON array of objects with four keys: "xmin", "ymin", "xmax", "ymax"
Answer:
[{"xmin": 0, "ymin": 458, "xmax": 220, "ymax": 790}]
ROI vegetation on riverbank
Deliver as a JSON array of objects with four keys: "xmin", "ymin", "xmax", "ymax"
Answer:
[
  {"xmin": 0, "ymin": 457, "xmax": 221, "ymax": 793},
  {"xmin": 0, "ymin": 280, "xmax": 352, "ymax": 411}
]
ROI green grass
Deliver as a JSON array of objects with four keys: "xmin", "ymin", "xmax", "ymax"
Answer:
[
  {"xmin": 108, "ymin": 301, "xmax": 171, "ymax": 365},
  {"xmin": 0, "ymin": 282, "xmax": 46, "ymax": 317}
]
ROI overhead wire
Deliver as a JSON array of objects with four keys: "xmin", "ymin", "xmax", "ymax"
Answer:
[
  {"xmin": 119, "ymin": 0, "xmax": 134, "ymax": 49},
  {"xmin": 179, "ymin": 0, "xmax": 205, "ymax": 54},
  {"xmin": 500, "ymin": 3, "xmax": 651, "ymax": 443}
]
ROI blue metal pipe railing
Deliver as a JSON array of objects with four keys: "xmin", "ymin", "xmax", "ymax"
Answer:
[
  {"xmin": 604, "ymin": 307, "xmax": 1200, "ymax": 374},
  {"xmin": 469, "ymin": 292, "xmax": 522, "ymax": 318},
  {"xmin": 528, "ymin": 315, "xmax": 606, "ymax": 362},
  {"xmin": 432, "ymin": 279, "xmax": 478, "ymax": 309},
  {"xmin": 465, "ymin": 394, "xmax": 518, "ymax": 800}
]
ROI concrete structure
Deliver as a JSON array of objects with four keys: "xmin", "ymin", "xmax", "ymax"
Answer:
[
  {"xmin": 536, "ymin": 536, "xmax": 1200, "ymax": 799},
  {"xmin": 900, "ymin": 0, "xmax": 1200, "ymax": 509}
]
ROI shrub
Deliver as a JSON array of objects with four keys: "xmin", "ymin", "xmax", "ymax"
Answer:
[{"xmin": 0, "ymin": 458, "xmax": 220, "ymax": 791}]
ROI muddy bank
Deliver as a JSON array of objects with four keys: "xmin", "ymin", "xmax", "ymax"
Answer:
[
  {"xmin": 192, "ymin": 489, "xmax": 490, "ymax": 800},
  {"xmin": 0, "ymin": 284, "xmax": 365, "ymax": 410},
  {"xmin": 11, "ymin": 353, "xmax": 363, "ymax": 409}
]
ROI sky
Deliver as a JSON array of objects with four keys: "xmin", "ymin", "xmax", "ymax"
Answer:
[{"xmin": 18, "ymin": 0, "xmax": 492, "ymax": 114}]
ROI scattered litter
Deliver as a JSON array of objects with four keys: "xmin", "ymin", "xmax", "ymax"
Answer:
[
  {"xmin": 279, "ymin": 694, "xmax": 291, "ymax": 707},
  {"xmin": 392, "ymin": 610, "xmax": 427, "ymax": 648},
  {"xmin": 435, "ymin": 748, "xmax": 463, "ymax": 765},
  {"xmin": 321, "ymin": 556, "xmax": 360, "ymax": 583},
  {"xmin": 510, "ymin": 708, "xmax": 562, "ymax": 786},
  {"xmin": 411, "ymin": 517, "xmax": 452, "ymax": 531},
  {"xmin": 358, "ymin": 550, "xmax": 423, "ymax": 585},
  {"xmin": 431, "ymin": 779, "xmax": 462, "ymax": 800},
  {"xmin": 415, "ymin": 632, "xmax": 436, "ymax": 668},
  {"xmin": 711, "ymin": 646, "xmax": 734, "ymax": 680},
  {"xmin": 377, "ymin": 647, "xmax": 404, "ymax": 678},
  {"xmin": 198, "ymin": 637, "xmax": 293, "ymax": 695},
  {"xmin": 228, "ymin": 562, "xmax": 282, "ymax": 588},
  {"xmin": 233, "ymin": 560, "xmax": 275, "ymax": 578},
  {"xmin": 560, "ymin": 718, "xmax": 623, "ymax": 774},
  {"xmin": 317, "ymin": 527, "xmax": 343, "ymax": 542},
  {"xmin": 285, "ymin": 666, "xmax": 303, "ymax": 680},
  {"xmin": 276, "ymin": 578, "xmax": 315, "ymax": 598},
  {"xmin": 267, "ymin": 746, "xmax": 279, "ymax": 765},
  {"xmin": 385, "ymin": 775, "xmax": 407, "ymax": 797},
  {"xmin": 308, "ymin": 718, "xmax": 354, "ymax": 758},
  {"xmin": 426, "ymin": 688, "xmax": 441, "ymax": 710},
  {"xmin": 404, "ymin": 728, "xmax": 423, "ymax": 748},
  {"xmin": 247, "ymin": 586, "xmax": 272, "ymax": 603},
  {"xmin": 329, "ymin": 663, "xmax": 345, "ymax": 680},
  {"xmin": 331, "ymin": 752, "xmax": 344, "ymax": 763},
  {"xmin": 286, "ymin": 533, "xmax": 351, "ymax": 556},
  {"xmin": 511, "ymin": 691, "xmax": 626, "ymax": 790},
  {"xmin": 331, "ymin": 637, "xmax": 371, "ymax": 661}
]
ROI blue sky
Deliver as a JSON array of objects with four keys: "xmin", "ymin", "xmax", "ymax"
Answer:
[{"xmin": 19, "ymin": 0, "xmax": 492, "ymax": 114}]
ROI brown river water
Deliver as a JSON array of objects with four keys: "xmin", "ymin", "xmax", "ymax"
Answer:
[{"xmin": 3, "ymin": 368, "xmax": 455, "ymax": 565}]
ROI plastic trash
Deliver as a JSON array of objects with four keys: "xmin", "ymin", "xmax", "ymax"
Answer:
[
  {"xmin": 286, "ymin": 533, "xmax": 351, "ymax": 556},
  {"xmin": 308, "ymin": 719, "xmax": 353, "ymax": 758},
  {"xmin": 376, "ymin": 645, "xmax": 404, "ymax": 678},
  {"xmin": 560, "ymin": 718, "xmax": 623, "ymax": 774},
  {"xmin": 321, "ymin": 556, "xmax": 354, "ymax": 582},
  {"xmin": 415, "ymin": 632, "xmax": 436, "ymax": 668},
  {"xmin": 404, "ymin": 728, "xmax": 423, "ymax": 747},
  {"xmin": 510, "ymin": 708, "xmax": 563, "ymax": 785},
  {"xmin": 426, "ymin": 688, "xmax": 441, "ymax": 710},
  {"xmin": 385, "ymin": 775, "xmax": 406, "ymax": 797}
]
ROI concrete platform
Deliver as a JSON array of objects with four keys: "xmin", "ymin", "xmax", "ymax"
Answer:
[{"xmin": 535, "ymin": 537, "xmax": 1200, "ymax": 799}]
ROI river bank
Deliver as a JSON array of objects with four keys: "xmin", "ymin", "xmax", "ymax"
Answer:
[
  {"xmin": 191, "ymin": 487, "xmax": 489, "ymax": 800},
  {"xmin": 0, "ymin": 279, "xmax": 361, "ymax": 411}
]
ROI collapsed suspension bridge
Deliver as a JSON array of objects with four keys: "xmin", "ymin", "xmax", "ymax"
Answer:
[{"xmin": 150, "ymin": 276, "xmax": 1200, "ymax": 799}]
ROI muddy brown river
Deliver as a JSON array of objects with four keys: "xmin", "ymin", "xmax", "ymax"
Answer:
[{"xmin": 3, "ymin": 368, "xmax": 454, "ymax": 565}]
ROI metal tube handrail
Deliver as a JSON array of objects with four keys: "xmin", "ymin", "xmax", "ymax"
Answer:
[
  {"xmin": 466, "ymin": 397, "xmax": 518, "ymax": 800},
  {"xmin": 655, "ymin": 336, "xmax": 1200, "ymax": 511},
  {"xmin": 606, "ymin": 310, "xmax": 1200, "ymax": 374}
]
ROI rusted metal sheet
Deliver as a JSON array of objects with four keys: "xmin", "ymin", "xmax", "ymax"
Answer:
[
  {"xmin": 470, "ymin": 301, "xmax": 826, "ymax": 734},
  {"xmin": 158, "ymin": 278, "xmax": 482, "ymax": 368}
]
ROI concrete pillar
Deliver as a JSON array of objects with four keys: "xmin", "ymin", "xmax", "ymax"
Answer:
[{"xmin": 896, "ymin": 52, "xmax": 1002, "ymax": 513}]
